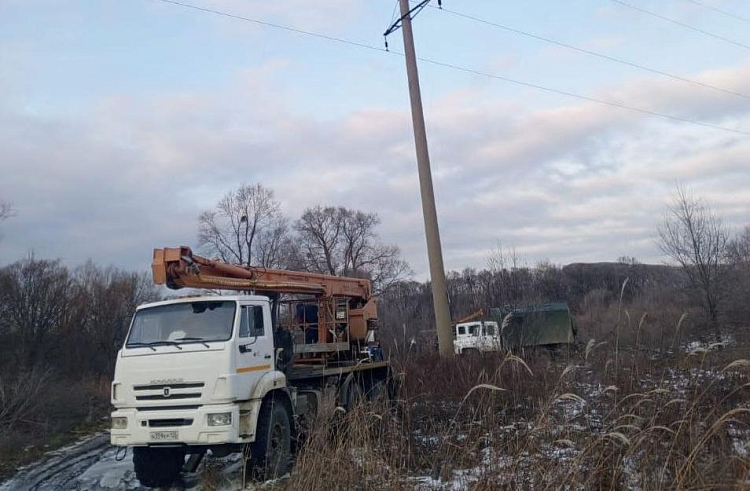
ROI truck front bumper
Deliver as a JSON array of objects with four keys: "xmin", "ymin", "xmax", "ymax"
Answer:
[{"xmin": 111, "ymin": 404, "xmax": 242, "ymax": 447}]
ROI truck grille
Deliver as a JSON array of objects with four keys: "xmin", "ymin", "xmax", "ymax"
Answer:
[
  {"xmin": 148, "ymin": 418, "xmax": 193, "ymax": 428},
  {"xmin": 133, "ymin": 381, "xmax": 204, "ymax": 402},
  {"xmin": 133, "ymin": 382, "xmax": 204, "ymax": 391},
  {"xmin": 137, "ymin": 405, "xmax": 202, "ymax": 412},
  {"xmin": 136, "ymin": 393, "xmax": 201, "ymax": 401}
]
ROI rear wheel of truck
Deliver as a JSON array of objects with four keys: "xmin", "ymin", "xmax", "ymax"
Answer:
[
  {"xmin": 251, "ymin": 396, "xmax": 292, "ymax": 480},
  {"xmin": 132, "ymin": 447, "xmax": 185, "ymax": 488},
  {"xmin": 344, "ymin": 378, "xmax": 364, "ymax": 412}
]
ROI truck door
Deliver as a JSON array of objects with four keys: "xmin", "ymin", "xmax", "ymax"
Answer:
[{"xmin": 236, "ymin": 304, "xmax": 274, "ymax": 398}]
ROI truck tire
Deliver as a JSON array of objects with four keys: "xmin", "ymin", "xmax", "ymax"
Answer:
[
  {"xmin": 133, "ymin": 447, "xmax": 185, "ymax": 488},
  {"xmin": 365, "ymin": 380, "xmax": 387, "ymax": 402},
  {"xmin": 251, "ymin": 396, "xmax": 292, "ymax": 480},
  {"xmin": 345, "ymin": 379, "xmax": 363, "ymax": 412}
]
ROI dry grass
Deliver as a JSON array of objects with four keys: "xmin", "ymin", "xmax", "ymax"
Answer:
[{"xmin": 251, "ymin": 311, "xmax": 750, "ymax": 491}]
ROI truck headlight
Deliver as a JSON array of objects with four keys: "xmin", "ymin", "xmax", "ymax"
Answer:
[
  {"xmin": 111, "ymin": 417, "xmax": 128, "ymax": 430},
  {"xmin": 207, "ymin": 412, "xmax": 232, "ymax": 426}
]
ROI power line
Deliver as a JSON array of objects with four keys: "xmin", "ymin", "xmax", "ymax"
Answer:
[
  {"xmin": 610, "ymin": 0, "xmax": 750, "ymax": 50},
  {"xmin": 679, "ymin": 0, "xmax": 750, "ymax": 23},
  {"xmin": 153, "ymin": 0, "xmax": 387, "ymax": 54},
  {"xmin": 430, "ymin": 5, "xmax": 750, "ymax": 101},
  {"xmin": 415, "ymin": 56, "xmax": 750, "ymax": 136},
  {"xmin": 151, "ymin": 0, "xmax": 750, "ymax": 136}
]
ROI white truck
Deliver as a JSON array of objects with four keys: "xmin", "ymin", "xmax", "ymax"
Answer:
[
  {"xmin": 111, "ymin": 247, "xmax": 391, "ymax": 488},
  {"xmin": 452, "ymin": 320, "xmax": 502, "ymax": 355}
]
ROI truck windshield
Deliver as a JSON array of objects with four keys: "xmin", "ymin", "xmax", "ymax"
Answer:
[{"xmin": 126, "ymin": 301, "xmax": 236, "ymax": 347}]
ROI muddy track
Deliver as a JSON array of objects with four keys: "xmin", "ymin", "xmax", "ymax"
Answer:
[
  {"xmin": 0, "ymin": 433, "xmax": 247, "ymax": 491},
  {"xmin": 0, "ymin": 434, "xmax": 140, "ymax": 491}
]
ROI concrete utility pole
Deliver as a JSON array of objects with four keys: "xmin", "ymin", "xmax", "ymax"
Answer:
[{"xmin": 397, "ymin": 0, "xmax": 454, "ymax": 356}]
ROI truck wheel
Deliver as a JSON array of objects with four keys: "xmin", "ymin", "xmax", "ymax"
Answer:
[
  {"xmin": 345, "ymin": 379, "xmax": 363, "ymax": 412},
  {"xmin": 133, "ymin": 447, "xmax": 185, "ymax": 488},
  {"xmin": 365, "ymin": 380, "xmax": 388, "ymax": 404},
  {"xmin": 251, "ymin": 396, "xmax": 292, "ymax": 480}
]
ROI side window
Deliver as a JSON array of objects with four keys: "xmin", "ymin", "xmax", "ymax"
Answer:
[
  {"xmin": 240, "ymin": 306, "xmax": 265, "ymax": 338},
  {"xmin": 458, "ymin": 325, "xmax": 466, "ymax": 335}
]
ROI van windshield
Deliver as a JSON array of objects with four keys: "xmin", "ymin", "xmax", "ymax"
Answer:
[{"xmin": 126, "ymin": 301, "xmax": 236, "ymax": 347}]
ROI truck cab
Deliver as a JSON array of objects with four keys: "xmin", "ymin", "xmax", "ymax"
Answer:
[
  {"xmin": 453, "ymin": 320, "xmax": 502, "ymax": 355},
  {"xmin": 111, "ymin": 295, "xmax": 291, "ymax": 487}
]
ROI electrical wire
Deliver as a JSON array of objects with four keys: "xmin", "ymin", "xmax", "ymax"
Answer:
[
  {"xmin": 388, "ymin": 0, "xmax": 399, "ymax": 28},
  {"xmin": 150, "ymin": 0, "xmax": 750, "ymax": 136},
  {"xmin": 414, "ymin": 55, "xmax": 750, "ymax": 136},
  {"xmin": 153, "ymin": 0, "xmax": 386, "ymax": 54},
  {"xmin": 429, "ymin": 5, "xmax": 750, "ymax": 101},
  {"xmin": 610, "ymin": 0, "xmax": 750, "ymax": 50},
  {"xmin": 679, "ymin": 0, "xmax": 750, "ymax": 23}
]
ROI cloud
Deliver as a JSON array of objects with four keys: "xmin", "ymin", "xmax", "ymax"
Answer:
[{"xmin": 1, "ymin": 57, "xmax": 750, "ymax": 277}]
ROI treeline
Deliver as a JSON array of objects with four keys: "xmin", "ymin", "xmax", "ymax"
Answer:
[
  {"xmin": 379, "ymin": 216, "xmax": 750, "ymax": 348},
  {"xmin": 377, "ymin": 254, "xmax": 690, "ymax": 346},
  {"xmin": 0, "ymin": 251, "xmax": 693, "ymax": 377},
  {"xmin": 0, "ymin": 257, "xmax": 158, "ymax": 378}
]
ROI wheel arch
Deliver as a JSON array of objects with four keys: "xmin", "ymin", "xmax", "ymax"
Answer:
[{"xmin": 260, "ymin": 388, "xmax": 296, "ymax": 438}]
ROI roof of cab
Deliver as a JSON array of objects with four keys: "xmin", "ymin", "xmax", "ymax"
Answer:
[{"xmin": 136, "ymin": 295, "xmax": 269, "ymax": 311}]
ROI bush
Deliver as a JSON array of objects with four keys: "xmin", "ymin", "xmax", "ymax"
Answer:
[{"xmin": 0, "ymin": 375, "xmax": 109, "ymax": 480}]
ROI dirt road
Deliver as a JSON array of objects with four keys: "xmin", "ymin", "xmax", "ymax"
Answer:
[{"xmin": 0, "ymin": 434, "xmax": 244, "ymax": 491}]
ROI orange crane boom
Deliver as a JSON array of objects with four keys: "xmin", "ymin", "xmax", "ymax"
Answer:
[
  {"xmin": 151, "ymin": 246, "xmax": 377, "ymax": 347},
  {"xmin": 152, "ymin": 246, "xmax": 372, "ymax": 300},
  {"xmin": 454, "ymin": 308, "xmax": 485, "ymax": 326}
]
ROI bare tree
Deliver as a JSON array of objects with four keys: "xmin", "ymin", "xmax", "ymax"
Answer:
[
  {"xmin": 485, "ymin": 243, "xmax": 534, "ymax": 306},
  {"xmin": 657, "ymin": 186, "xmax": 728, "ymax": 327},
  {"xmin": 0, "ymin": 202, "xmax": 14, "ymax": 242},
  {"xmin": 256, "ymin": 216, "xmax": 293, "ymax": 269},
  {"xmin": 0, "ymin": 255, "xmax": 70, "ymax": 368},
  {"xmin": 340, "ymin": 209, "xmax": 379, "ymax": 277},
  {"xmin": 295, "ymin": 206, "xmax": 411, "ymax": 293},
  {"xmin": 198, "ymin": 184, "xmax": 287, "ymax": 267},
  {"xmin": 724, "ymin": 224, "xmax": 750, "ymax": 326},
  {"xmin": 294, "ymin": 206, "xmax": 344, "ymax": 275},
  {"xmin": 727, "ymin": 225, "xmax": 750, "ymax": 266},
  {"xmin": 63, "ymin": 262, "xmax": 159, "ymax": 375}
]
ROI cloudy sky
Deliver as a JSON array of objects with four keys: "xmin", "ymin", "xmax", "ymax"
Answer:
[{"xmin": 1, "ymin": 0, "xmax": 749, "ymax": 277}]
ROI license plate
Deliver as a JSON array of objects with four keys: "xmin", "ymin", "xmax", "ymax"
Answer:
[{"xmin": 150, "ymin": 431, "xmax": 178, "ymax": 441}]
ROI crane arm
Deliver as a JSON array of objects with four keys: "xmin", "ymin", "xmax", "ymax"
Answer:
[
  {"xmin": 152, "ymin": 246, "xmax": 373, "ymax": 301},
  {"xmin": 454, "ymin": 308, "xmax": 485, "ymax": 325}
]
